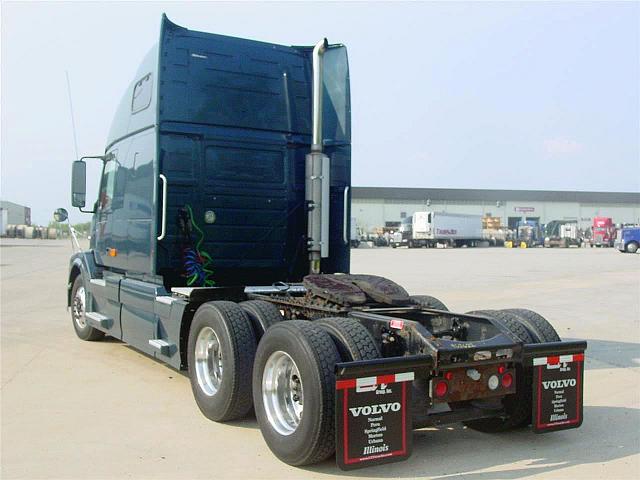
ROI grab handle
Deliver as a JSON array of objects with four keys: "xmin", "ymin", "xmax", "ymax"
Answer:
[
  {"xmin": 157, "ymin": 174, "xmax": 168, "ymax": 241},
  {"xmin": 343, "ymin": 186, "xmax": 350, "ymax": 244}
]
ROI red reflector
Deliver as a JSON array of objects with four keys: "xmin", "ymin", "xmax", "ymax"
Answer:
[
  {"xmin": 390, "ymin": 319, "xmax": 404, "ymax": 330},
  {"xmin": 501, "ymin": 373, "xmax": 513, "ymax": 389},
  {"xmin": 434, "ymin": 381, "xmax": 448, "ymax": 397},
  {"xmin": 377, "ymin": 374, "xmax": 395, "ymax": 385},
  {"xmin": 336, "ymin": 379, "xmax": 356, "ymax": 390},
  {"xmin": 498, "ymin": 365, "xmax": 506, "ymax": 374},
  {"xmin": 444, "ymin": 371, "xmax": 454, "ymax": 381}
]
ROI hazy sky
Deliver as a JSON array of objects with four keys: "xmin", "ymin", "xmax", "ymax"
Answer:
[{"xmin": 1, "ymin": 1, "xmax": 639, "ymax": 225}]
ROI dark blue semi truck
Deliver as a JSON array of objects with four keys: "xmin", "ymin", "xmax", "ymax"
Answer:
[{"xmin": 59, "ymin": 16, "xmax": 586, "ymax": 470}]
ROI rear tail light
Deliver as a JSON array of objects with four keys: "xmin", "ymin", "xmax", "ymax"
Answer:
[
  {"xmin": 501, "ymin": 372, "xmax": 513, "ymax": 388},
  {"xmin": 497, "ymin": 364, "xmax": 506, "ymax": 374},
  {"xmin": 444, "ymin": 371, "xmax": 454, "ymax": 381},
  {"xmin": 434, "ymin": 380, "xmax": 448, "ymax": 397},
  {"xmin": 487, "ymin": 374, "xmax": 500, "ymax": 390}
]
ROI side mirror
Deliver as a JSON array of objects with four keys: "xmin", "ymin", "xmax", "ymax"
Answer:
[
  {"xmin": 53, "ymin": 208, "xmax": 68, "ymax": 223},
  {"xmin": 71, "ymin": 160, "xmax": 87, "ymax": 208}
]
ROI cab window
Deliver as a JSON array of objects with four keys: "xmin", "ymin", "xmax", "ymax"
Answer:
[
  {"xmin": 98, "ymin": 153, "xmax": 125, "ymax": 212},
  {"xmin": 131, "ymin": 73, "xmax": 153, "ymax": 113}
]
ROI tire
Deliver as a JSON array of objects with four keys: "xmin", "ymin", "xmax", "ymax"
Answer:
[
  {"xmin": 315, "ymin": 317, "xmax": 380, "ymax": 361},
  {"xmin": 187, "ymin": 301, "xmax": 257, "ymax": 422},
  {"xmin": 239, "ymin": 300, "xmax": 283, "ymax": 339},
  {"xmin": 253, "ymin": 321, "xmax": 340, "ymax": 466},
  {"xmin": 501, "ymin": 308, "xmax": 560, "ymax": 343},
  {"xmin": 410, "ymin": 294, "xmax": 449, "ymax": 311},
  {"xmin": 70, "ymin": 275, "xmax": 104, "ymax": 341},
  {"xmin": 626, "ymin": 242, "xmax": 638, "ymax": 254},
  {"xmin": 463, "ymin": 309, "xmax": 535, "ymax": 432}
]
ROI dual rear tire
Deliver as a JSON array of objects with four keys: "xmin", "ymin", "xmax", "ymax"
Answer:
[
  {"xmin": 187, "ymin": 301, "xmax": 257, "ymax": 421},
  {"xmin": 187, "ymin": 300, "xmax": 283, "ymax": 421},
  {"xmin": 252, "ymin": 317, "xmax": 379, "ymax": 465},
  {"xmin": 463, "ymin": 308, "xmax": 560, "ymax": 432},
  {"xmin": 410, "ymin": 294, "xmax": 449, "ymax": 311},
  {"xmin": 252, "ymin": 321, "xmax": 340, "ymax": 465},
  {"xmin": 187, "ymin": 301, "xmax": 379, "ymax": 466}
]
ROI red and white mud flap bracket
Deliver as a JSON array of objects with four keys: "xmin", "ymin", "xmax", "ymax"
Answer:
[
  {"xmin": 334, "ymin": 355, "xmax": 433, "ymax": 470},
  {"xmin": 523, "ymin": 340, "xmax": 587, "ymax": 434}
]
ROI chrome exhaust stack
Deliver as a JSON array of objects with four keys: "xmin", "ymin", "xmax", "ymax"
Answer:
[
  {"xmin": 306, "ymin": 38, "xmax": 330, "ymax": 274},
  {"xmin": 311, "ymin": 38, "xmax": 328, "ymax": 152}
]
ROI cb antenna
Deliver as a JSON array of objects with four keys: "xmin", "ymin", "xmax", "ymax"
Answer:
[{"xmin": 65, "ymin": 70, "xmax": 80, "ymax": 160}]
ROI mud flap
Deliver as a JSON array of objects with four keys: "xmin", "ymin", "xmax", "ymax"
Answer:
[
  {"xmin": 334, "ymin": 356, "xmax": 432, "ymax": 470},
  {"xmin": 528, "ymin": 344, "xmax": 586, "ymax": 433}
]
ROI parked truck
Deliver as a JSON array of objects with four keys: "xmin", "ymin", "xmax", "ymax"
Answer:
[
  {"xmin": 409, "ymin": 211, "xmax": 483, "ymax": 248},
  {"xmin": 392, "ymin": 215, "xmax": 413, "ymax": 248},
  {"xmin": 590, "ymin": 217, "xmax": 616, "ymax": 248},
  {"xmin": 615, "ymin": 226, "xmax": 640, "ymax": 253},
  {"xmin": 59, "ymin": 16, "xmax": 586, "ymax": 471},
  {"xmin": 514, "ymin": 219, "xmax": 544, "ymax": 248},
  {"xmin": 544, "ymin": 220, "xmax": 582, "ymax": 248}
]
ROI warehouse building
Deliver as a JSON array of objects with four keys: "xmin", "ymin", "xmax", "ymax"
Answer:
[
  {"xmin": 0, "ymin": 200, "xmax": 31, "ymax": 226},
  {"xmin": 351, "ymin": 187, "xmax": 640, "ymax": 232}
]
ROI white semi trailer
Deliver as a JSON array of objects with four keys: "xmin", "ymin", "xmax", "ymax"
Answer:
[
  {"xmin": 0, "ymin": 209, "xmax": 7, "ymax": 237},
  {"xmin": 349, "ymin": 217, "xmax": 360, "ymax": 247},
  {"xmin": 410, "ymin": 211, "xmax": 484, "ymax": 247}
]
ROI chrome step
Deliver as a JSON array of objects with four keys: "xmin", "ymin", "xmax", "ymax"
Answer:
[
  {"xmin": 148, "ymin": 339, "xmax": 174, "ymax": 356},
  {"xmin": 85, "ymin": 312, "xmax": 113, "ymax": 329}
]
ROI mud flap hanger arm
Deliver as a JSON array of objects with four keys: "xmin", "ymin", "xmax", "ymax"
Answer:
[
  {"xmin": 335, "ymin": 354, "xmax": 435, "ymax": 378},
  {"xmin": 522, "ymin": 340, "xmax": 587, "ymax": 365}
]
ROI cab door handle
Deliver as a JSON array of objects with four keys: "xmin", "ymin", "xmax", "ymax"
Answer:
[
  {"xmin": 157, "ymin": 174, "xmax": 168, "ymax": 241},
  {"xmin": 343, "ymin": 186, "xmax": 350, "ymax": 244}
]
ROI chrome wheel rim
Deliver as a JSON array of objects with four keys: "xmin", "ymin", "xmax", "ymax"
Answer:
[
  {"xmin": 195, "ymin": 327, "xmax": 223, "ymax": 396},
  {"xmin": 262, "ymin": 351, "xmax": 303, "ymax": 436},
  {"xmin": 72, "ymin": 286, "xmax": 87, "ymax": 329}
]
